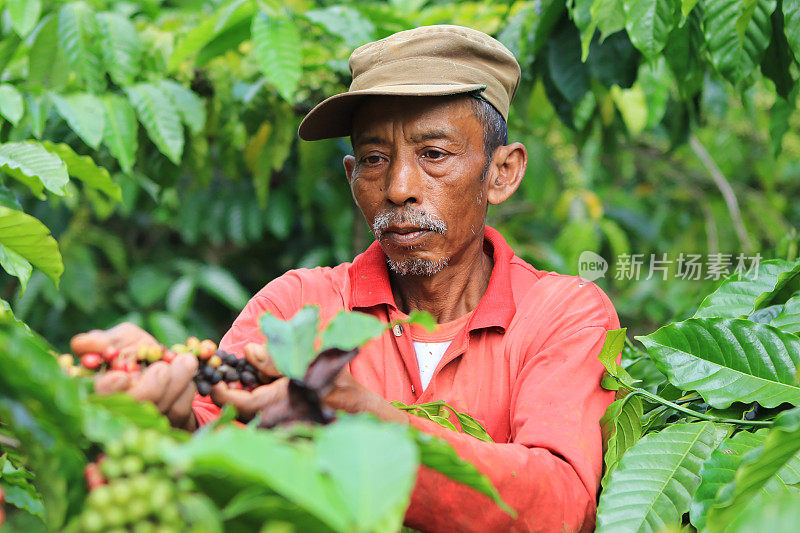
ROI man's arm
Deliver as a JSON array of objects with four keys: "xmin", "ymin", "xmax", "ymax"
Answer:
[{"xmin": 403, "ymin": 323, "xmax": 616, "ymax": 533}]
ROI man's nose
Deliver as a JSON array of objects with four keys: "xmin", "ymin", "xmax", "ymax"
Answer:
[{"xmin": 384, "ymin": 158, "xmax": 421, "ymax": 206}]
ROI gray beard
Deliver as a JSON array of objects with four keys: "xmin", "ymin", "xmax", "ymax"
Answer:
[{"xmin": 387, "ymin": 256, "xmax": 450, "ymax": 276}]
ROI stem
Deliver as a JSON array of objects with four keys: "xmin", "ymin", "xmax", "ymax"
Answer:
[
  {"xmin": 629, "ymin": 389, "xmax": 771, "ymax": 427},
  {"xmin": 689, "ymin": 134, "xmax": 753, "ymax": 253},
  {"xmin": 624, "ymin": 337, "xmax": 648, "ymax": 358},
  {"xmin": 0, "ymin": 433, "xmax": 20, "ymax": 448}
]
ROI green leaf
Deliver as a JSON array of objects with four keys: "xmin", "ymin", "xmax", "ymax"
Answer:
[
  {"xmin": 623, "ymin": 0, "xmax": 679, "ymax": 60},
  {"xmin": 596, "ymin": 422, "xmax": 725, "ymax": 532},
  {"xmin": 251, "ymin": 12, "xmax": 302, "ymax": 102},
  {"xmin": 725, "ymin": 491, "xmax": 800, "ymax": 533},
  {"xmin": 394, "ymin": 400, "xmax": 494, "ymax": 441},
  {"xmin": 96, "ymin": 12, "xmax": 141, "ymax": 86},
  {"xmin": 84, "ymin": 394, "xmax": 172, "ymax": 441},
  {"xmin": 39, "ymin": 141, "xmax": 121, "ymax": 201},
  {"xmin": 319, "ymin": 310, "xmax": 387, "ymax": 352},
  {"xmin": 196, "ymin": 265, "xmax": 249, "ymax": 310},
  {"xmin": 306, "ymin": 6, "xmax": 376, "ymax": 47},
  {"xmin": 452, "ymin": 411, "xmax": 493, "ymax": 442},
  {"xmin": 597, "ymin": 328, "xmax": 637, "ymax": 389},
  {"xmin": 102, "ymin": 94, "xmax": 138, "ymax": 174},
  {"xmin": 410, "ymin": 428, "xmax": 513, "ymax": 515},
  {"xmin": 704, "ymin": 0, "xmax": 776, "ymax": 86},
  {"xmin": 769, "ymin": 95, "xmax": 794, "ymax": 157},
  {"xmin": 600, "ymin": 394, "xmax": 644, "ymax": 489},
  {"xmin": 167, "ymin": 0, "xmax": 256, "ymax": 71},
  {"xmin": 402, "ymin": 310, "xmax": 437, "ymax": 332},
  {"xmin": 0, "ymin": 34, "xmax": 21, "ymax": 78},
  {"xmin": 1, "ymin": 479, "xmax": 44, "ymax": 519},
  {"xmin": 50, "ymin": 92, "xmax": 105, "ymax": 150},
  {"xmin": 8, "ymin": 0, "xmax": 41, "ymax": 37},
  {"xmin": 27, "ymin": 15, "xmax": 65, "ymax": 90},
  {"xmin": 57, "ymin": 2, "xmax": 104, "ymax": 92},
  {"xmin": 24, "ymin": 94, "xmax": 49, "ymax": 140},
  {"xmin": 0, "ymin": 141, "xmax": 69, "ymax": 197},
  {"xmin": 148, "ymin": 312, "xmax": 190, "ymax": 347},
  {"xmin": 317, "ymin": 416, "xmax": 417, "ymax": 532},
  {"xmin": 690, "ymin": 429, "xmax": 800, "ymax": 531},
  {"xmin": 127, "ymin": 265, "xmax": 173, "ymax": 308},
  {"xmin": 682, "ymin": 0, "xmax": 700, "ymax": 19},
  {"xmin": 637, "ymin": 318, "xmax": 800, "ymax": 408},
  {"xmin": 164, "ymin": 426, "xmax": 350, "ymax": 532},
  {"xmin": 761, "ymin": 3, "xmax": 795, "ymax": 98},
  {"xmin": 771, "ymin": 292, "xmax": 800, "ymax": 333},
  {"xmin": 546, "ymin": 21, "xmax": 590, "ymax": 106},
  {"xmin": 706, "ymin": 407, "xmax": 800, "ymax": 531},
  {"xmin": 694, "ymin": 259, "xmax": 800, "ymax": 318},
  {"xmin": 664, "ymin": 5, "xmax": 705, "ymax": 97},
  {"xmin": 0, "ymin": 242, "xmax": 31, "ymax": 293},
  {"xmin": 569, "ymin": 0, "xmax": 596, "ymax": 61},
  {"xmin": 0, "ymin": 84, "xmax": 24, "ymax": 125},
  {"xmin": 785, "ymin": 0, "xmax": 800, "ymax": 60},
  {"xmin": 259, "ymin": 305, "xmax": 320, "ymax": 379},
  {"xmin": 592, "ymin": 0, "xmax": 626, "ymax": 40},
  {"xmin": 125, "ymin": 83, "xmax": 184, "ymax": 165},
  {"xmin": 157, "ymin": 79, "xmax": 206, "ymax": 134},
  {"xmin": 166, "ymin": 276, "xmax": 195, "ymax": 319}
]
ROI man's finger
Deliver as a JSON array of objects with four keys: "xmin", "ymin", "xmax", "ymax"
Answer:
[
  {"xmin": 70, "ymin": 330, "xmax": 110, "ymax": 356},
  {"xmin": 129, "ymin": 362, "xmax": 170, "ymax": 403},
  {"xmin": 94, "ymin": 371, "xmax": 132, "ymax": 395},
  {"xmin": 166, "ymin": 381, "xmax": 197, "ymax": 430},
  {"xmin": 209, "ymin": 378, "xmax": 288, "ymax": 420},
  {"xmin": 157, "ymin": 353, "xmax": 198, "ymax": 412},
  {"xmin": 243, "ymin": 343, "xmax": 281, "ymax": 380}
]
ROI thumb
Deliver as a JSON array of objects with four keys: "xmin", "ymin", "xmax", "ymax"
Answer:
[{"xmin": 243, "ymin": 343, "xmax": 282, "ymax": 380}]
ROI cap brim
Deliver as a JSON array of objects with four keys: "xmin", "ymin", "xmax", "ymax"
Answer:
[{"xmin": 297, "ymin": 83, "xmax": 487, "ymax": 141}]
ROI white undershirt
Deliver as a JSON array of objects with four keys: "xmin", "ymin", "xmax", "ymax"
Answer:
[{"xmin": 413, "ymin": 341, "xmax": 451, "ymax": 390}]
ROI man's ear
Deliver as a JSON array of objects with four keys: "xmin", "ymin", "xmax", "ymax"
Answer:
[
  {"xmin": 486, "ymin": 142, "xmax": 527, "ymax": 205},
  {"xmin": 343, "ymin": 155, "xmax": 356, "ymax": 184}
]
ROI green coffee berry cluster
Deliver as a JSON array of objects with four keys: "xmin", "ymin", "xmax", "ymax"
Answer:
[{"xmin": 74, "ymin": 428, "xmax": 192, "ymax": 532}]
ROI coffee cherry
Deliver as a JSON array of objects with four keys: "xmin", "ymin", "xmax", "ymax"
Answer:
[
  {"xmin": 223, "ymin": 368, "xmax": 240, "ymax": 382},
  {"xmin": 196, "ymin": 379, "xmax": 212, "ymax": 396},
  {"xmin": 102, "ymin": 346, "xmax": 120, "ymax": 362},
  {"xmin": 81, "ymin": 353, "xmax": 103, "ymax": 370},
  {"xmin": 207, "ymin": 354, "xmax": 222, "ymax": 368},
  {"xmin": 84, "ymin": 461, "xmax": 106, "ymax": 490},
  {"xmin": 58, "ymin": 353, "xmax": 75, "ymax": 369},
  {"xmin": 240, "ymin": 370, "xmax": 257, "ymax": 387}
]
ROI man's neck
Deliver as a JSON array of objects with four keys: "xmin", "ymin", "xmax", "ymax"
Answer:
[{"xmin": 389, "ymin": 237, "xmax": 494, "ymax": 323}]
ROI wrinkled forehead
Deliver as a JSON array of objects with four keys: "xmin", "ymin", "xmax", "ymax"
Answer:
[{"xmin": 350, "ymin": 95, "xmax": 482, "ymax": 147}]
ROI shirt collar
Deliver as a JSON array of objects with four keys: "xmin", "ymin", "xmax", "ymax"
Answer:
[{"xmin": 348, "ymin": 225, "xmax": 516, "ymax": 332}]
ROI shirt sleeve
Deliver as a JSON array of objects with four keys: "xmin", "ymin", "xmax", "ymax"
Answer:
[{"xmin": 403, "ymin": 298, "xmax": 618, "ymax": 532}]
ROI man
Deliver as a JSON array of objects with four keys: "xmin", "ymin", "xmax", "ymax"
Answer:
[{"xmin": 72, "ymin": 25, "xmax": 619, "ymax": 532}]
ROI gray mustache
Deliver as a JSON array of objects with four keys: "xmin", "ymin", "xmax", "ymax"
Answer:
[{"xmin": 372, "ymin": 209, "xmax": 448, "ymax": 240}]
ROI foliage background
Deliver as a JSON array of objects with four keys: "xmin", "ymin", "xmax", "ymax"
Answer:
[{"xmin": 0, "ymin": 0, "xmax": 799, "ymax": 349}]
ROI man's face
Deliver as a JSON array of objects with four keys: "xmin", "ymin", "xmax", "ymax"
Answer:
[{"xmin": 344, "ymin": 95, "xmax": 491, "ymax": 276}]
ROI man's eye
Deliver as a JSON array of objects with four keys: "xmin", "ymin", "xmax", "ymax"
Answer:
[
  {"xmin": 422, "ymin": 149, "xmax": 445, "ymax": 160},
  {"xmin": 362, "ymin": 155, "xmax": 383, "ymax": 165}
]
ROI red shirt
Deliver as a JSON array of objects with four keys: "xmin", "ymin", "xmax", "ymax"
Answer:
[{"xmin": 193, "ymin": 226, "xmax": 619, "ymax": 532}]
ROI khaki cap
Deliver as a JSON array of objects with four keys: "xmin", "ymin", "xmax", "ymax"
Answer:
[{"xmin": 298, "ymin": 25, "xmax": 521, "ymax": 141}]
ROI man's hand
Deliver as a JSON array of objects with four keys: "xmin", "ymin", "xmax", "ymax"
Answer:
[
  {"xmin": 210, "ymin": 343, "xmax": 408, "ymax": 425},
  {"xmin": 70, "ymin": 324, "xmax": 200, "ymax": 431}
]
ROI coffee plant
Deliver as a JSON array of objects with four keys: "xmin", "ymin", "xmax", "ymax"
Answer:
[{"xmin": 595, "ymin": 258, "xmax": 800, "ymax": 532}]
